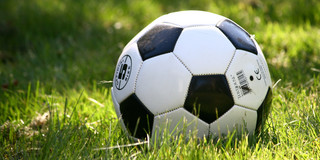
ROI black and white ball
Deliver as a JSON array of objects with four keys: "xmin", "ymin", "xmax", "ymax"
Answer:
[{"xmin": 111, "ymin": 11, "xmax": 273, "ymax": 140}]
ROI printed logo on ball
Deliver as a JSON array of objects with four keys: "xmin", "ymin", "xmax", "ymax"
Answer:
[
  {"xmin": 230, "ymin": 58, "xmax": 268, "ymax": 100},
  {"xmin": 230, "ymin": 70, "xmax": 251, "ymax": 99},
  {"xmin": 115, "ymin": 55, "xmax": 132, "ymax": 90},
  {"xmin": 256, "ymin": 58, "xmax": 268, "ymax": 87}
]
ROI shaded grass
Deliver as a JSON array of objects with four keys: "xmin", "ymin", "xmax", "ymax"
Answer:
[{"xmin": 0, "ymin": 0, "xmax": 320, "ymax": 159}]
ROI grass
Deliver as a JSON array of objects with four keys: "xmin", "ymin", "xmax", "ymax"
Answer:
[{"xmin": 0, "ymin": 0, "xmax": 320, "ymax": 159}]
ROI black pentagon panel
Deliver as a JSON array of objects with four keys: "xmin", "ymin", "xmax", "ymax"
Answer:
[
  {"xmin": 137, "ymin": 24, "xmax": 183, "ymax": 61},
  {"xmin": 184, "ymin": 75, "xmax": 234, "ymax": 124},
  {"xmin": 216, "ymin": 19, "xmax": 258, "ymax": 54},
  {"xmin": 255, "ymin": 88, "xmax": 273, "ymax": 134},
  {"xmin": 120, "ymin": 94, "xmax": 154, "ymax": 139}
]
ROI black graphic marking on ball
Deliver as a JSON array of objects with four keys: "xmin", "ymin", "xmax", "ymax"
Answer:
[{"xmin": 115, "ymin": 55, "xmax": 132, "ymax": 90}]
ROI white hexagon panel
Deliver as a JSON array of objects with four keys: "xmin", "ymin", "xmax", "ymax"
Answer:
[
  {"xmin": 161, "ymin": 10, "xmax": 226, "ymax": 28},
  {"xmin": 173, "ymin": 26, "xmax": 235, "ymax": 75},
  {"xmin": 135, "ymin": 53, "xmax": 192, "ymax": 115},
  {"xmin": 226, "ymin": 50, "xmax": 272, "ymax": 110},
  {"xmin": 152, "ymin": 108, "xmax": 209, "ymax": 139},
  {"xmin": 112, "ymin": 43, "xmax": 143, "ymax": 104},
  {"xmin": 209, "ymin": 105, "xmax": 257, "ymax": 137}
]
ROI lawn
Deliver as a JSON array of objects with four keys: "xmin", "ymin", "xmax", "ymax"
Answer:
[{"xmin": 0, "ymin": 0, "xmax": 319, "ymax": 159}]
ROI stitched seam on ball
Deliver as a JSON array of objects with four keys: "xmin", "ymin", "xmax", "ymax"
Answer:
[
  {"xmin": 234, "ymin": 89, "xmax": 267, "ymax": 111},
  {"xmin": 172, "ymin": 53, "xmax": 193, "ymax": 110},
  {"xmin": 235, "ymin": 104, "xmax": 257, "ymax": 112},
  {"xmin": 192, "ymin": 73, "xmax": 224, "ymax": 76},
  {"xmin": 172, "ymin": 53, "xmax": 193, "ymax": 75},
  {"xmin": 183, "ymin": 24, "xmax": 216, "ymax": 28},
  {"xmin": 155, "ymin": 106, "xmax": 182, "ymax": 116},
  {"xmin": 162, "ymin": 21, "xmax": 183, "ymax": 28},
  {"xmin": 162, "ymin": 22, "xmax": 221, "ymax": 29},
  {"xmin": 223, "ymin": 49, "xmax": 237, "ymax": 101},
  {"xmin": 224, "ymin": 49, "xmax": 237, "ymax": 75},
  {"xmin": 133, "ymin": 60, "xmax": 144, "ymax": 93}
]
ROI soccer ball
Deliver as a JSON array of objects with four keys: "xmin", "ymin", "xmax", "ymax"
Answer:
[{"xmin": 111, "ymin": 11, "xmax": 273, "ymax": 140}]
